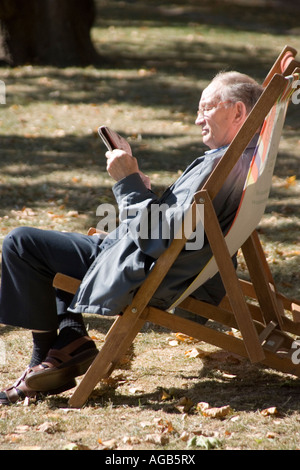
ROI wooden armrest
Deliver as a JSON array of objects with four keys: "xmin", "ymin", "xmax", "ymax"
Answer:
[
  {"xmin": 53, "ymin": 273, "xmax": 81, "ymax": 294},
  {"xmin": 87, "ymin": 227, "xmax": 108, "ymax": 236}
]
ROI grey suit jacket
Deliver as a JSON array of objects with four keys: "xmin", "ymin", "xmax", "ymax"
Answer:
[{"xmin": 69, "ymin": 138, "xmax": 257, "ymax": 317}]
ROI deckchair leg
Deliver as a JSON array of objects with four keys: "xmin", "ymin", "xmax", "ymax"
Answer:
[
  {"xmin": 241, "ymin": 230, "xmax": 284, "ymax": 328},
  {"xmin": 196, "ymin": 189, "xmax": 265, "ymax": 363},
  {"xmin": 68, "ymin": 307, "xmax": 147, "ymax": 408}
]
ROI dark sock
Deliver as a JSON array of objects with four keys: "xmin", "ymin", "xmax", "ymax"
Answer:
[
  {"xmin": 53, "ymin": 313, "xmax": 91, "ymax": 351},
  {"xmin": 58, "ymin": 313, "xmax": 87, "ymax": 336},
  {"xmin": 29, "ymin": 330, "xmax": 58, "ymax": 367}
]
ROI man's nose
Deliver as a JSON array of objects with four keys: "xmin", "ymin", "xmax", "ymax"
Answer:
[{"xmin": 195, "ymin": 113, "xmax": 204, "ymax": 125}]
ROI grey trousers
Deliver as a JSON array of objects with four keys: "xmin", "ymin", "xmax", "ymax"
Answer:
[{"xmin": 0, "ymin": 227, "xmax": 102, "ymax": 330}]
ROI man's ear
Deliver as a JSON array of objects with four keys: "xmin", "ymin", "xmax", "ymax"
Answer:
[{"xmin": 233, "ymin": 101, "xmax": 247, "ymax": 125}]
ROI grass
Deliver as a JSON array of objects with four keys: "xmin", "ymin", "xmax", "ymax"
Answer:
[{"xmin": 0, "ymin": 0, "xmax": 299, "ymax": 450}]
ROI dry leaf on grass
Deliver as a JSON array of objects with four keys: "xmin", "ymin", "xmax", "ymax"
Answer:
[
  {"xmin": 161, "ymin": 389, "xmax": 171, "ymax": 400},
  {"xmin": 175, "ymin": 332, "xmax": 196, "ymax": 343},
  {"xmin": 145, "ymin": 433, "xmax": 169, "ymax": 445},
  {"xmin": 180, "ymin": 431, "xmax": 190, "ymax": 441},
  {"xmin": 260, "ymin": 406, "xmax": 278, "ymax": 417},
  {"xmin": 101, "ymin": 374, "xmax": 127, "ymax": 388},
  {"xmin": 202, "ymin": 405, "xmax": 232, "ymax": 419},
  {"xmin": 63, "ymin": 442, "xmax": 91, "ymax": 450},
  {"xmin": 37, "ymin": 421, "xmax": 62, "ymax": 434},
  {"xmin": 266, "ymin": 432, "xmax": 278, "ymax": 439},
  {"xmin": 98, "ymin": 438, "xmax": 118, "ymax": 450},
  {"xmin": 14, "ymin": 425, "xmax": 30, "ymax": 434},
  {"xmin": 198, "ymin": 403, "xmax": 233, "ymax": 419},
  {"xmin": 185, "ymin": 347, "xmax": 207, "ymax": 358},
  {"xmin": 18, "ymin": 446, "xmax": 42, "ymax": 450},
  {"xmin": 284, "ymin": 175, "xmax": 296, "ymax": 188},
  {"xmin": 154, "ymin": 418, "xmax": 175, "ymax": 434},
  {"xmin": 196, "ymin": 401, "xmax": 210, "ymax": 412},
  {"xmin": 123, "ymin": 435, "xmax": 141, "ymax": 445},
  {"xmin": 128, "ymin": 386, "xmax": 144, "ymax": 394},
  {"xmin": 176, "ymin": 396, "xmax": 194, "ymax": 413}
]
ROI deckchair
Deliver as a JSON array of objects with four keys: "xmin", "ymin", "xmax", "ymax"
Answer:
[{"xmin": 53, "ymin": 48, "xmax": 300, "ymax": 408}]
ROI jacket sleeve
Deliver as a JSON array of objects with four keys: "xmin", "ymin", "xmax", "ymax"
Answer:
[
  {"xmin": 111, "ymin": 173, "xmax": 171, "ymax": 258},
  {"xmin": 111, "ymin": 166, "xmax": 206, "ymax": 259}
]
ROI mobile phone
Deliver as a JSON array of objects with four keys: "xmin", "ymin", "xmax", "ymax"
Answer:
[{"xmin": 98, "ymin": 126, "xmax": 132, "ymax": 154}]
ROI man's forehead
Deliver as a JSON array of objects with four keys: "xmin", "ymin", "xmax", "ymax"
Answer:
[{"xmin": 200, "ymin": 83, "xmax": 219, "ymax": 104}]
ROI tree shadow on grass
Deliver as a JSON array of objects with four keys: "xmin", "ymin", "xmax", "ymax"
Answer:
[{"xmin": 94, "ymin": 0, "xmax": 300, "ymax": 36}]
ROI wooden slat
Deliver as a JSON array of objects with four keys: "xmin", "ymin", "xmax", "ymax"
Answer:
[
  {"xmin": 179, "ymin": 296, "xmax": 238, "ymax": 329},
  {"xmin": 53, "ymin": 273, "xmax": 81, "ymax": 294},
  {"xmin": 195, "ymin": 189, "xmax": 265, "ymax": 363},
  {"xmin": 242, "ymin": 233, "xmax": 284, "ymax": 328}
]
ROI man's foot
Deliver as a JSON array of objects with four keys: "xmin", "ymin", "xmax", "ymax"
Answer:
[
  {"xmin": 0, "ymin": 368, "xmax": 76, "ymax": 405},
  {"xmin": 25, "ymin": 336, "xmax": 98, "ymax": 392}
]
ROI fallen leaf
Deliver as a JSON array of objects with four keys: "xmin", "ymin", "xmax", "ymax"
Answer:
[
  {"xmin": 4, "ymin": 433, "xmax": 24, "ymax": 443},
  {"xmin": 37, "ymin": 421, "xmax": 62, "ymax": 434},
  {"xmin": 63, "ymin": 442, "xmax": 91, "ymax": 450},
  {"xmin": 180, "ymin": 431, "xmax": 190, "ymax": 441},
  {"xmin": 196, "ymin": 401, "xmax": 210, "ymax": 412},
  {"xmin": 222, "ymin": 372, "xmax": 237, "ymax": 379},
  {"xmin": 175, "ymin": 332, "xmax": 195, "ymax": 343},
  {"xmin": 261, "ymin": 407, "xmax": 278, "ymax": 417},
  {"xmin": 122, "ymin": 435, "xmax": 141, "ymax": 445},
  {"xmin": 161, "ymin": 389, "xmax": 171, "ymax": 400},
  {"xmin": 14, "ymin": 425, "xmax": 30, "ymax": 434},
  {"xmin": 185, "ymin": 347, "xmax": 207, "ymax": 358},
  {"xmin": 176, "ymin": 396, "xmax": 194, "ymax": 413},
  {"xmin": 98, "ymin": 438, "xmax": 118, "ymax": 450},
  {"xmin": 128, "ymin": 386, "xmax": 144, "ymax": 394},
  {"xmin": 154, "ymin": 419, "xmax": 175, "ymax": 434},
  {"xmin": 284, "ymin": 175, "xmax": 296, "ymax": 188},
  {"xmin": 18, "ymin": 446, "xmax": 42, "ymax": 450},
  {"xmin": 202, "ymin": 405, "xmax": 233, "ymax": 419},
  {"xmin": 66, "ymin": 210, "xmax": 79, "ymax": 217},
  {"xmin": 230, "ymin": 415, "xmax": 240, "ymax": 422},
  {"xmin": 145, "ymin": 433, "xmax": 169, "ymax": 445},
  {"xmin": 140, "ymin": 421, "xmax": 152, "ymax": 428}
]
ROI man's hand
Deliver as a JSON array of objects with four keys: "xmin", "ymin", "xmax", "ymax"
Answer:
[
  {"xmin": 106, "ymin": 149, "xmax": 151, "ymax": 189},
  {"xmin": 106, "ymin": 149, "xmax": 139, "ymax": 182}
]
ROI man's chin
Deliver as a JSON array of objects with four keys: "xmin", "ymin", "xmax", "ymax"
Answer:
[{"xmin": 202, "ymin": 136, "xmax": 212, "ymax": 148}]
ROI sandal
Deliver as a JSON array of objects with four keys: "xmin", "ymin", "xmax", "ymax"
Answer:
[
  {"xmin": 25, "ymin": 336, "xmax": 98, "ymax": 393},
  {"xmin": 0, "ymin": 368, "xmax": 76, "ymax": 405}
]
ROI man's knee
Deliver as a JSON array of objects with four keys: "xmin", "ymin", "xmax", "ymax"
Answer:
[{"xmin": 2, "ymin": 226, "xmax": 38, "ymax": 256}]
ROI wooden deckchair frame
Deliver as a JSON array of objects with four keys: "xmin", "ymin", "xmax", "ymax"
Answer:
[{"xmin": 53, "ymin": 47, "xmax": 300, "ymax": 407}]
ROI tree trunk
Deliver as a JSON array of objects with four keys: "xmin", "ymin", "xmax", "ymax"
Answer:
[{"xmin": 0, "ymin": 0, "xmax": 100, "ymax": 66}]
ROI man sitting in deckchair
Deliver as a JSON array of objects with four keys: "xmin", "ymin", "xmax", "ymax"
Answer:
[{"xmin": 0, "ymin": 71, "xmax": 263, "ymax": 404}]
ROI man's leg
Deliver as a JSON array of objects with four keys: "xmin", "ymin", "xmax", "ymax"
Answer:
[
  {"xmin": 0, "ymin": 226, "xmax": 102, "ymax": 404},
  {"xmin": 0, "ymin": 226, "xmax": 102, "ymax": 330}
]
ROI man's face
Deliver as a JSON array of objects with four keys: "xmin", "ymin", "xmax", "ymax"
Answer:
[{"xmin": 195, "ymin": 83, "xmax": 241, "ymax": 150}]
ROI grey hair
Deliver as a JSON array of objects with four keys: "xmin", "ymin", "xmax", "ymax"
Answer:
[{"xmin": 211, "ymin": 71, "xmax": 264, "ymax": 114}]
